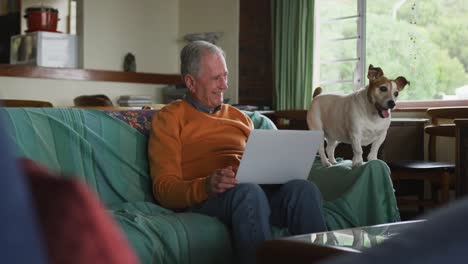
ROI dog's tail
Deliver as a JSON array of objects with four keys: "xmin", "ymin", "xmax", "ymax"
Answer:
[{"xmin": 312, "ymin": 87, "xmax": 323, "ymax": 98}]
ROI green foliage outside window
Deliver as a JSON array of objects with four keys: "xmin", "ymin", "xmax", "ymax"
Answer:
[{"xmin": 318, "ymin": 0, "xmax": 468, "ymax": 101}]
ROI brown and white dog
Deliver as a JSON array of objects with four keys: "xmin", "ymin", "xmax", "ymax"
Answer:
[{"xmin": 307, "ymin": 64, "xmax": 409, "ymax": 167}]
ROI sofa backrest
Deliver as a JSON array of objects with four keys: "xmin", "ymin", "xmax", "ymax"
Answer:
[
  {"xmin": 103, "ymin": 109, "xmax": 277, "ymax": 138},
  {"xmin": 1, "ymin": 108, "xmax": 155, "ymax": 206},
  {"xmin": 1, "ymin": 107, "xmax": 276, "ymax": 207}
]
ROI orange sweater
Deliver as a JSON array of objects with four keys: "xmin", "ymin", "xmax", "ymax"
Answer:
[{"xmin": 148, "ymin": 100, "xmax": 253, "ymax": 209}]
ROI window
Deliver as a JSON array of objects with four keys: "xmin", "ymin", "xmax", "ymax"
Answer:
[
  {"xmin": 313, "ymin": 0, "xmax": 366, "ymax": 95},
  {"xmin": 314, "ymin": 0, "xmax": 468, "ymax": 104}
]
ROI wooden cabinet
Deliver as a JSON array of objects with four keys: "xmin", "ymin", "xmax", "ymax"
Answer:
[
  {"xmin": 455, "ymin": 119, "xmax": 468, "ymax": 197},
  {"xmin": 330, "ymin": 118, "xmax": 428, "ymax": 162},
  {"xmin": 267, "ymin": 110, "xmax": 428, "ymax": 162},
  {"xmin": 381, "ymin": 118, "xmax": 428, "ymax": 162}
]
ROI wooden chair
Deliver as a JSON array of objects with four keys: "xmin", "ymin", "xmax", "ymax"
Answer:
[
  {"xmin": 0, "ymin": 99, "xmax": 53, "ymax": 107},
  {"xmin": 263, "ymin": 110, "xmax": 308, "ymax": 130},
  {"xmin": 388, "ymin": 107, "xmax": 468, "ymax": 213},
  {"xmin": 74, "ymin": 94, "xmax": 113, "ymax": 107}
]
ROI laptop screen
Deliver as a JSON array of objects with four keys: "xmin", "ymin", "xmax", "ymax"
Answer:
[{"xmin": 236, "ymin": 129, "xmax": 323, "ymax": 184}]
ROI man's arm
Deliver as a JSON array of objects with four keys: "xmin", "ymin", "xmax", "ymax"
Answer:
[{"xmin": 148, "ymin": 107, "xmax": 209, "ymax": 209}]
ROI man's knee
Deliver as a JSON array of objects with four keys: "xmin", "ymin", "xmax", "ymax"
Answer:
[{"xmin": 228, "ymin": 183, "xmax": 267, "ymax": 205}]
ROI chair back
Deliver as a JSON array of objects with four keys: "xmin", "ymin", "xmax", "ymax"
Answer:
[
  {"xmin": 74, "ymin": 94, "xmax": 113, "ymax": 107},
  {"xmin": 425, "ymin": 107, "xmax": 468, "ymax": 161},
  {"xmin": 0, "ymin": 99, "xmax": 53, "ymax": 107},
  {"xmin": 267, "ymin": 110, "xmax": 308, "ymax": 130}
]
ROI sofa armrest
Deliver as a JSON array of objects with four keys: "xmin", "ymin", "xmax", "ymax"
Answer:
[{"xmin": 242, "ymin": 110, "xmax": 277, "ymax": 130}]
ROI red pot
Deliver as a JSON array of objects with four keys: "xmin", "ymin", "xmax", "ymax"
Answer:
[{"xmin": 24, "ymin": 7, "xmax": 59, "ymax": 33}]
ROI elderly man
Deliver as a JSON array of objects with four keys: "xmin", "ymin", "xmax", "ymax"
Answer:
[{"xmin": 148, "ymin": 40, "xmax": 327, "ymax": 263}]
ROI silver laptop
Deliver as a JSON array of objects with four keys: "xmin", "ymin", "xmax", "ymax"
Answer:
[{"xmin": 236, "ymin": 130, "xmax": 323, "ymax": 184}]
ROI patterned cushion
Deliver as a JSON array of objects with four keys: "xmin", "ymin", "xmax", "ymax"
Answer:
[
  {"xmin": 104, "ymin": 110, "xmax": 157, "ymax": 137},
  {"xmin": 103, "ymin": 109, "xmax": 276, "ymax": 136}
]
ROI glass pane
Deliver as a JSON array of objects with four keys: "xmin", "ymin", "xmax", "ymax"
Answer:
[
  {"xmin": 366, "ymin": 0, "xmax": 468, "ymax": 101},
  {"xmin": 320, "ymin": 17, "xmax": 359, "ymax": 40},
  {"xmin": 319, "ymin": 61, "xmax": 356, "ymax": 94},
  {"xmin": 318, "ymin": 0, "xmax": 358, "ymax": 20},
  {"xmin": 316, "ymin": 0, "xmax": 360, "ymax": 95},
  {"xmin": 320, "ymin": 39, "xmax": 358, "ymax": 62},
  {"xmin": 318, "ymin": 82, "xmax": 355, "ymax": 95}
]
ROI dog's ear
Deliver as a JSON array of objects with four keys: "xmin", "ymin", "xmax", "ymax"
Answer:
[
  {"xmin": 367, "ymin": 65, "xmax": 384, "ymax": 81},
  {"xmin": 313, "ymin": 87, "xmax": 323, "ymax": 98},
  {"xmin": 395, "ymin": 76, "xmax": 410, "ymax": 91}
]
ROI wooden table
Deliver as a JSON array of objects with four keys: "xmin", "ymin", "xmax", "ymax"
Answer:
[{"xmin": 257, "ymin": 220, "xmax": 424, "ymax": 264}]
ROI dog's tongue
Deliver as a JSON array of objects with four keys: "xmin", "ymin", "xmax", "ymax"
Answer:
[{"xmin": 382, "ymin": 109, "xmax": 390, "ymax": 118}]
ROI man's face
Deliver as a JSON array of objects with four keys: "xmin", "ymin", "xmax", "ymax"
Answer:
[{"xmin": 186, "ymin": 52, "xmax": 228, "ymax": 109}]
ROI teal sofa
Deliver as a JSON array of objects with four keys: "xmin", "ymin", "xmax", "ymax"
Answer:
[{"xmin": 1, "ymin": 107, "xmax": 399, "ymax": 264}]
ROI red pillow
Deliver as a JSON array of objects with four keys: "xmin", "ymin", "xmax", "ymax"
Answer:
[{"xmin": 21, "ymin": 158, "xmax": 139, "ymax": 264}]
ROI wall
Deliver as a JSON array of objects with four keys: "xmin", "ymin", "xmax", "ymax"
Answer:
[
  {"xmin": 0, "ymin": 76, "xmax": 165, "ymax": 106},
  {"xmin": 82, "ymin": 0, "xmax": 179, "ymax": 73},
  {"xmin": 0, "ymin": 0, "xmax": 180, "ymax": 106},
  {"xmin": 0, "ymin": 0, "xmax": 240, "ymax": 106},
  {"xmin": 179, "ymin": 0, "xmax": 240, "ymax": 104}
]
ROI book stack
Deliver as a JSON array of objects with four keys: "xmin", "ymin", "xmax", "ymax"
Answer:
[{"xmin": 117, "ymin": 95, "xmax": 153, "ymax": 107}]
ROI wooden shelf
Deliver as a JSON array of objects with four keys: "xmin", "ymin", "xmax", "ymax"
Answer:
[{"xmin": 0, "ymin": 64, "xmax": 183, "ymax": 85}]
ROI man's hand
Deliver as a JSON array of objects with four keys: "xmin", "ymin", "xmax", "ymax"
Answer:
[{"xmin": 206, "ymin": 166, "xmax": 238, "ymax": 195}]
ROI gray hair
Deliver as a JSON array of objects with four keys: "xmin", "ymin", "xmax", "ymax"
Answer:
[{"xmin": 180, "ymin": 40, "xmax": 225, "ymax": 78}]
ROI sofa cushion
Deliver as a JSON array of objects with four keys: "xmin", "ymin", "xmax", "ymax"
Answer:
[
  {"xmin": 105, "ymin": 109, "xmax": 156, "ymax": 137},
  {"xmin": 110, "ymin": 202, "xmax": 234, "ymax": 264}
]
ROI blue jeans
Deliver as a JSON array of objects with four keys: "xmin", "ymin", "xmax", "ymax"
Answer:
[{"xmin": 190, "ymin": 179, "xmax": 327, "ymax": 264}]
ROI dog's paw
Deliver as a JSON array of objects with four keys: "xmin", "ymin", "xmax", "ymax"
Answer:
[
  {"xmin": 352, "ymin": 158, "xmax": 363, "ymax": 167},
  {"xmin": 321, "ymin": 159, "xmax": 332, "ymax": 167},
  {"xmin": 328, "ymin": 157, "xmax": 338, "ymax": 165},
  {"xmin": 367, "ymin": 154, "xmax": 378, "ymax": 161}
]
